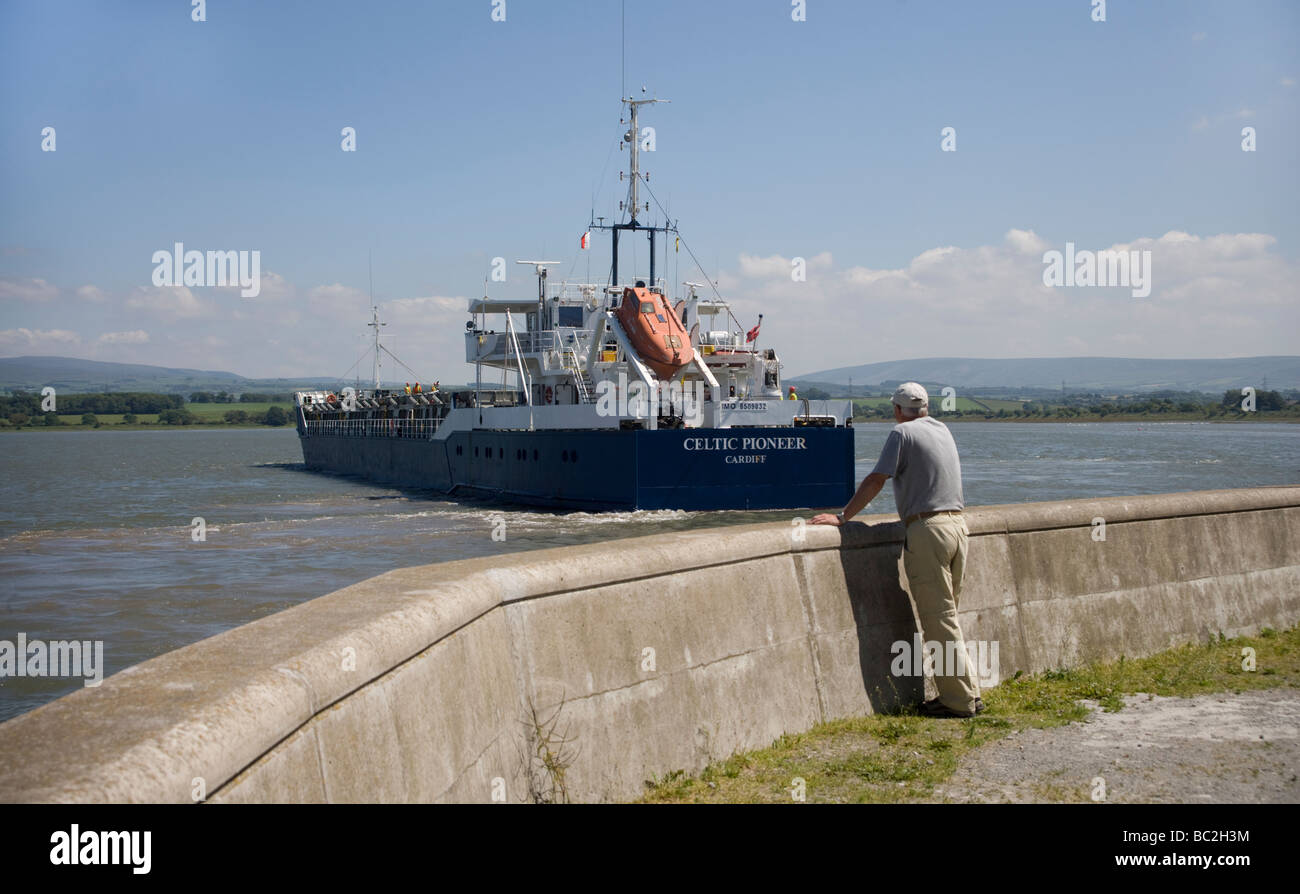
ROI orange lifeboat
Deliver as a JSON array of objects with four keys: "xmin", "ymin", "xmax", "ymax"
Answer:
[{"xmin": 615, "ymin": 286, "xmax": 696, "ymax": 379}]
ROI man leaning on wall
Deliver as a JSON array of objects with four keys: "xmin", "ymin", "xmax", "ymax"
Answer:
[{"xmin": 811, "ymin": 382, "xmax": 984, "ymax": 718}]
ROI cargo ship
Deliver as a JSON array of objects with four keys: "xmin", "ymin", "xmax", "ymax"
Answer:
[{"xmin": 294, "ymin": 97, "xmax": 855, "ymax": 510}]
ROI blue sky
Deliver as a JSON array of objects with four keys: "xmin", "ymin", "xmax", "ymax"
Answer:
[{"xmin": 1, "ymin": 0, "xmax": 1296, "ymax": 381}]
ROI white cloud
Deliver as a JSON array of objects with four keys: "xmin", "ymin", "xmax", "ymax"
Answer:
[
  {"xmin": 718, "ymin": 229, "xmax": 1299, "ymax": 375},
  {"xmin": 844, "ymin": 267, "xmax": 908, "ymax": 287},
  {"xmin": 1195, "ymin": 108, "xmax": 1258, "ymax": 132},
  {"xmin": 304, "ymin": 283, "xmax": 369, "ymax": 310},
  {"xmin": 213, "ymin": 270, "xmax": 294, "ymax": 302},
  {"xmin": 255, "ymin": 271, "xmax": 294, "ymax": 301},
  {"xmin": 1282, "ymin": 77, "xmax": 1296, "ymax": 87},
  {"xmin": 125, "ymin": 285, "xmax": 207, "ymax": 318},
  {"xmin": 910, "ymin": 246, "xmax": 958, "ymax": 268},
  {"xmin": 0, "ymin": 278, "xmax": 58, "ymax": 302},
  {"xmin": 0, "ymin": 328, "xmax": 81, "ymax": 351},
  {"xmin": 1004, "ymin": 228, "xmax": 1049, "ymax": 255},
  {"xmin": 737, "ymin": 251, "xmax": 832, "ymax": 279},
  {"xmin": 96, "ymin": 330, "xmax": 150, "ymax": 345},
  {"xmin": 0, "ymin": 270, "xmax": 484, "ymax": 380},
  {"xmin": 387, "ymin": 296, "xmax": 465, "ymax": 317},
  {"xmin": 1192, "ymin": 32, "xmax": 1206, "ymax": 41}
]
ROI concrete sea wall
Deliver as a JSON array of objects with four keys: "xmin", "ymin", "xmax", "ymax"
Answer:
[{"xmin": 1, "ymin": 487, "xmax": 1297, "ymax": 803}]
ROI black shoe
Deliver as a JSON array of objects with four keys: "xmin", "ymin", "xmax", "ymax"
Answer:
[{"xmin": 919, "ymin": 697, "xmax": 984, "ymax": 718}]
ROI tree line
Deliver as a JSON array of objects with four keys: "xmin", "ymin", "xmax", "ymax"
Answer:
[
  {"xmin": 188, "ymin": 391, "xmax": 295, "ymax": 403},
  {"xmin": 0, "ymin": 391, "xmax": 292, "ymax": 428},
  {"xmin": 0, "ymin": 391, "xmax": 184, "ymax": 416},
  {"xmin": 848, "ymin": 389, "xmax": 1296, "ymax": 419}
]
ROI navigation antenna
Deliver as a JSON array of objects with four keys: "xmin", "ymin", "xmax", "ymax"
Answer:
[{"xmin": 516, "ymin": 260, "xmax": 561, "ymax": 324}]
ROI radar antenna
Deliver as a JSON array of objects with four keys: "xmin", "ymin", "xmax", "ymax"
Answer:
[{"xmin": 516, "ymin": 260, "xmax": 562, "ymax": 322}]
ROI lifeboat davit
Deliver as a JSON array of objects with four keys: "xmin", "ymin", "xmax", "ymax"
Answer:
[{"xmin": 616, "ymin": 286, "xmax": 696, "ymax": 379}]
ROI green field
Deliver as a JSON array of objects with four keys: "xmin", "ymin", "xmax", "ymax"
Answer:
[{"xmin": 184, "ymin": 402, "xmax": 290, "ymax": 420}]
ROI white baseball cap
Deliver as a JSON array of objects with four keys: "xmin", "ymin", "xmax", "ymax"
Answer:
[{"xmin": 891, "ymin": 382, "xmax": 929, "ymax": 408}]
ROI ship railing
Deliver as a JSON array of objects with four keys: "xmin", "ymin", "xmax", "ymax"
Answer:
[
  {"xmin": 304, "ymin": 417, "xmax": 442, "ymax": 439},
  {"xmin": 550, "ymin": 282, "xmax": 603, "ymax": 302},
  {"xmin": 509, "ymin": 331, "xmax": 557, "ymax": 354},
  {"xmin": 699, "ymin": 331, "xmax": 747, "ymax": 349},
  {"xmin": 471, "ymin": 330, "xmax": 559, "ymax": 361}
]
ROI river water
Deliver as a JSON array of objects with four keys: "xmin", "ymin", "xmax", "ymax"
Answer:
[{"xmin": 1, "ymin": 423, "xmax": 1295, "ymax": 722}]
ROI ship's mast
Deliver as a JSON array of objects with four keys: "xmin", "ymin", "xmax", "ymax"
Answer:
[
  {"xmin": 624, "ymin": 97, "xmax": 663, "ymax": 225},
  {"xmin": 366, "ymin": 252, "xmax": 386, "ymax": 391},
  {"xmin": 597, "ymin": 94, "xmax": 674, "ymax": 294},
  {"xmin": 367, "ymin": 304, "xmax": 386, "ymax": 390}
]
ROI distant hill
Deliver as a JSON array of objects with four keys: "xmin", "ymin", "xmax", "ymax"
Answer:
[
  {"xmin": 5, "ymin": 354, "xmax": 1297, "ymax": 397},
  {"xmin": 0, "ymin": 355, "xmax": 361, "ymax": 394},
  {"xmin": 790, "ymin": 357, "xmax": 1300, "ymax": 394}
]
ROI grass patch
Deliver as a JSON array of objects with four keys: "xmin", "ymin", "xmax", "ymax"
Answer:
[
  {"xmin": 638, "ymin": 625, "xmax": 1300, "ymax": 803},
  {"xmin": 185, "ymin": 402, "xmax": 290, "ymax": 420}
]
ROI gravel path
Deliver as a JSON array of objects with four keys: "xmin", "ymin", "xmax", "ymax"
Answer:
[{"xmin": 932, "ymin": 689, "xmax": 1300, "ymax": 803}]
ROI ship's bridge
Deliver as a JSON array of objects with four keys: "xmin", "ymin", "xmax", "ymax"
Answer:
[{"xmin": 465, "ymin": 293, "xmax": 599, "ymax": 368}]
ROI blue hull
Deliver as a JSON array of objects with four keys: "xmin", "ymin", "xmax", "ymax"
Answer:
[{"xmin": 298, "ymin": 426, "xmax": 854, "ymax": 511}]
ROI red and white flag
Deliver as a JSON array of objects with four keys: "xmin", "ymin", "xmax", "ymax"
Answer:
[
  {"xmin": 580, "ymin": 231, "xmax": 591, "ymax": 250},
  {"xmin": 746, "ymin": 314, "xmax": 763, "ymax": 343}
]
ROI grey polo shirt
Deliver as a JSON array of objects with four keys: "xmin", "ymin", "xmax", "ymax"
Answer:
[{"xmin": 870, "ymin": 415, "xmax": 965, "ymax": 521}]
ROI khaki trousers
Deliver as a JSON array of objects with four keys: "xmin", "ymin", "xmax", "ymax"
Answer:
[{"xmin": 903, "ymin": 514, "xmax": 980, "ymax": 713}]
